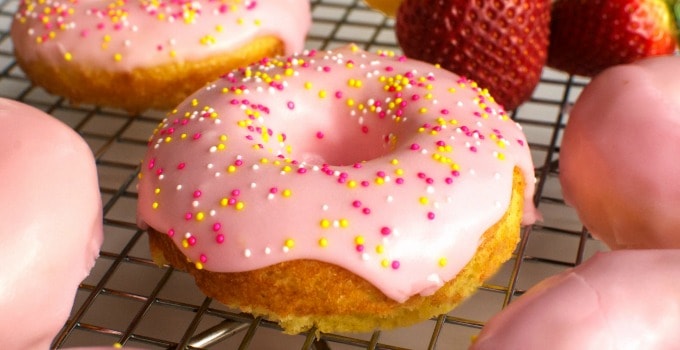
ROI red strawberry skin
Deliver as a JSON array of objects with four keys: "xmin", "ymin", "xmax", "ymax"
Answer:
[
  {"xmin": 395, "ymin": 0, "xmax": 551, "ymax": 111},
  {"xmin": 548, "ymin": 0, "xmax": 678, "ymax": 77}
]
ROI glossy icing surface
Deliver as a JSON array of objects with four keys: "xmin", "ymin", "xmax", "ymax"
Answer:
[
  {"xmin": 471, "ymin": 250, "xmax": 680, "ymax": 349},
  {"xmin": 0, "ymin": 98, "xmax": 103, "ymax": 349},
  {"xmin": 11, "ymin": 0, "xmax": 311, "ymax": 71},
  {"xmin": 136, "ymin": 46, "xmax": 539, "ymax": 303},
  {"xmin": 560, "ymin": 55, "xmax": 680, "ymax": 249}
]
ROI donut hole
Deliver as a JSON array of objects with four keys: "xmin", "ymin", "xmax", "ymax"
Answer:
[{"xmin": 291, "ymin": 118, "xmax": 410, "ymax": 166}]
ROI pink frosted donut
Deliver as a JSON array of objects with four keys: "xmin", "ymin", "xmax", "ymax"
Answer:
[
  {"xmin": 0, "ymin": 98, "xmax": 103, "ymax": 349},
  {"xmin": 137, "ymin": 45, "xmax": 539, "ymax": 333},
  {"xmin": 470, "ymin": 249, "xmax": 680, "ymax": 349},
  {"xmin": 10, "ymin": 0, "xmax": 311, "ymax": 113},
  {"xmin": 560, "ymin": 55, "xmax": 680, "ymax": 249}
]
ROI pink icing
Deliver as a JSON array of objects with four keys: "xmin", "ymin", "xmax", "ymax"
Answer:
[
  {"xmin": 136, "ymin": 46, "xmax": 539, "ymax": 303},
  {"xmin": 560, "ymin": 55, "xmax": 680, "ymax": 249},
  {"xmin": 10, "ymin": 0, "xmax": 310, "ymax": 71},
  {"xmin": 470, "ymin": 250, "xmax": 680, "ymax": 349},
  {"xmin": 0, "ymin": 98, "xmax": 103, "ymax": 349}
]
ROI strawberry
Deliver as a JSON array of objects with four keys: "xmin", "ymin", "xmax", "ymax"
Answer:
[
  {"xmin": 395, "ymin": 0, "xmax": 551, "ymax": 111},
  {"xmin": 548, "ymin": 0, "xmax": 680, "ymax": 77}
]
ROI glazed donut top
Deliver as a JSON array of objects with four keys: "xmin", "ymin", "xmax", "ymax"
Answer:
[
  {"xmin": 0, "ymin": 98, "xmax": 103, "ymax": 349},
  {"xmin": 471, "ymin": 250, "xmax": 680, "ymax": 349},
  {"xmin": 11, "ymin": 0, "xmax": 310, "ymax": 71},
  {"xmin": 137, "ymin": 46, "xmax": 539, "ymax": 302},
  {"xmin": 560, "ymin": 55, "xmax": 680, "ymax": 249}
]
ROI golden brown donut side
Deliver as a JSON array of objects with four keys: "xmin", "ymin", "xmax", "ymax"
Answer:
[
  {"xmin": 14, "ymin": 36, "xmax": 283, "ymax": 113},
  {"xmin": 147, "ymin": 168, "xmax": 526, "ymax": 334}
]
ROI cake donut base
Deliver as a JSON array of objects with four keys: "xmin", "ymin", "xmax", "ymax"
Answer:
[
  {"xmin": 147, "ymin": 169, "xmax": 526, "ymax": 334},
  {"xmin": 14, "ymin": 36, "xmax": 283, "ymax": 114}
]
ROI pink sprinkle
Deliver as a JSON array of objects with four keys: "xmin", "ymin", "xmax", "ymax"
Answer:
[
  {"xmin": 231, "ymin": 189, "xmax": 240, "ymax": 197},
  {"xmin": 361, "ymin": 126, "xmax": 369, "ymax": 134},
  {"xmin": 410, "ymin": 143, "xmax": 420, "ymax": 151},
  {"xmin": 215, "ymin": 234, "xmax": 225, "ymax": 244},
  {"xmin": 184, "ymin": 212, "xmax": 193, "ymax": 220},
  {"xmin": 335, "ymin": 91, "xmax": 343, "ymax": 99},
  {"xmin": 352, "ymin": 200, "xmax": 362, "ymax": 208},
  {"xmin": 200, "ymin": 254, "xmax": 207, "ymax": 263},
  {"xmin": 396, "ymin": 178, "xmax": 404, "ymax": 184},
  {"xmin": 376, "ymin": 171, "xmax": 386, "ymax": 178},
  {"xmin": 177, "ymin": 162, "xmax": 186, "ymax": 170},
  {"xmin": 167, "ymin": 229, "xmax": 175, "ymax": 237},
  {"xmin": 287, "ymin": 101, "xmax": 295, "ymax": 110},
  {"xmin": 353, "ymin": 163, "xmax": 362, "ymax": 169},
  {"xmin": 445, "ymin": 177, "xmax": 454, "ymax": 184},
  {"xmin": 361, "ymin": 180, "xmax": 370, "ymax": 187},
  {"xmin": 297, "ymin": 168, "xmax": 307, "ymax": 174},
  {"xmin": 188, "ymin": 236, "xmax": 197, "ymax": 246},
  {"xmin": 316, "ymin": 131, "xmax": 324, "ymax": 139},
  {"xmin": 212, "ymin": 223, "xmax": 221, "ymax": 231},
  {"xmin": 427, "ymin": 212, "xmax": 436, "ymax": 220},
  {"xmin": 362, "ymin": 208, "xmax": 371, "ymax": 215},
  {"xmin": 193, "ymin": 190, "xmax": 202, "ymax": 198},
  {"xmin": 391, "ymin": 261, "xmax": 400, "ymax": 269},
  {"xmin": 355, "ymin": 244, "xmax": 364, "ymax": 252},
  {"xmin": 380, "ymin": 227, "xmax": 392, "ymax": 236},
  {"xmin": 470, "ymin": 146, "xmax": 478, "ymax": 152},
  {"xmin": 269, "ymin": 187, "xmax": 279, "ymax": 194},
  {"xmin": 192, "ymin": 133, "xmax": 202, "ymax": 140}
]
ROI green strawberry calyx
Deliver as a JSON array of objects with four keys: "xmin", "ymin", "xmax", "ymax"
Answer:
[{"xmin": 666, "ymin": 0, "xmax": 680, "ymax": 45}]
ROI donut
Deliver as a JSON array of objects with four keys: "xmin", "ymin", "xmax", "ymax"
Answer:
[
  {"xmin": 136, "ymin": 45, "xmax": 540, "ymax": 333},
  {"xmin": 470, "ymin": 249, "xmax": 680, "ymax": 349},
  {"xmin": 10, "ymin": 0, "xmax": 311, "ymax": 113},
  {"xmin": 559, "ymin": 55, "xmax": 680, "ymax": 249},
  {"xmin": 0, "ymin": 98, "xmax": 103, "ymax": 349}
]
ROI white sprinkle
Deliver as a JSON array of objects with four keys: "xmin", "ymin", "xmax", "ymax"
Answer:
[
  {"xmin": 265, "ymin": 247, "xmax": 271, "ymax": 255},
  {"xmin": 192, "ymin": 200, "xmax": 199, "ymax": 208},
  {"xmin": 322, "ymin": 204, "xmax": 329, "ymax": 211},
  {"xmin": 386, "ymin": 195, "xmax": 394, "ymax": 203},
  {"xmin": 176, "ymin": 185, "xmax": 183, "ymax": 191},
  {"xmin": 244, "ymin": 249, "xmax": 252, "ymax": 258}
]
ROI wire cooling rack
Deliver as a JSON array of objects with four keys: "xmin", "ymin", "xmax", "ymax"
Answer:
[{"xmin": 0, "ymin": 0, "xmax": 608, "ymax": 349}]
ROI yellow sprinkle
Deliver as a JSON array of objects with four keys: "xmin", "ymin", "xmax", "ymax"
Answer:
[
  {"xmin": 191, "ymin": 99, "xmax": 199, "ymax": 106},
  {"xmin": 282, "ymin": 189, "xmax": 292, "ymax": 197},
  {"xmin": 347, "ymin": 180, "xmax": 357, "ymax": 188},
  {"xmin": 376, "ymin": 245, "xmax": 384, "ymax": 254},
  {"xmin": 235, "ymin": 202, "xmax": 245, "ymax": 210},
  {"xmin": 154, "ymin": 188, "xmax": 161, "ymax": 194},
  {"xmin": 496, "ymin": 152, "xmax": 506, "ymax": 160},
  {"xmin": 390, "ymin": 159, "xmax": 399, "ymax": 165},
  {"xmin": 113, "ymin": 53, "xmax": 122, "ymax": 62},
  {"xmin": 419, "ymin": 197, "xmax": 429, "ymax": 205},
  {"xmin": 319, "ymin": 238, "xmax": 328, "ymax": 247},
  {"xmin": 346, "ymin": 98, "xmax": 355, "ymax": 107},
  {"xmin": 152, "ymin": 202, "xmax": 159, "ymax": 209},
  {"xmin": 254, "ymin": 19, "xmax": 261, "ymax": 26},
  {"xmin": 318, "ymin": 90, "xmax": 327, "ymax": 98},
  {"xmin": 64, "ymin": 52, "xmax": 73, "ymax": 61},
  {"xmin": 304, "ymin": 81, "xmax": 313, "ymax": 90},
  {"xmin": 215, "ymin": 24, "xmax": 223, "ymax": 32},
  {"xmin": 227, "ymin": 165, "xmax": 237, "ymax": 173},
  {"xmin": 220, "ymin": 198, "xmax": 229, "ymax": 207},
  {"xmin": 284, "ymin": 68, "xmax": 294, "ymax": 76},
  {"xmin": 217, "ymin": 144, "xmax": 226, "ymax": 151},
  {"xmin": 339, "ymin": 219, "xmax": 349, "ymax": 228},
  {"xmin": 320, "ymin": 219, "xmax": 331, "ymax": 228},
  {"xmin": 419, "ymin": 107, "xmax": 428, "ymax": 114},
  {"xmin": 395, "ymin": 168, "xmax": 404, "ymax": 176},
  {"xmin": 439, "ymin": 258, "xmax": 448, "ymax": 267},
  {"xmin": 285, "ymin": 239, "xmax": 295, "ymax": 248},
  {"xmin": 195, "ymin": 262, "xmax": 204, "ymax": 270},
  {"xmin": 355, "ymin": 236, "xmax": 365, "ymax": 245},
  {"xmin": 381, "ymin": 259, "xmax": 390, "ymax": 268},
  {"xmin": 182, "ymin": 239, "xmax": 189, "ymax": 248},
  {"xmin": 164, "ymin": 136, "xmax": 172, "ymax": 143},
  {"xmin": 375, "ymin": 177, "xmax": 385, "ymax": 185},
  {"xmin": 195, "ymin": 212, "xmax": 205, "ymax": 221}
]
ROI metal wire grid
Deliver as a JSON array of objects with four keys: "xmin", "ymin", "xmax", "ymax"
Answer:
[{"xmin": 0, "ymin": 0, "xmax": 607, "ymax": 348}]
